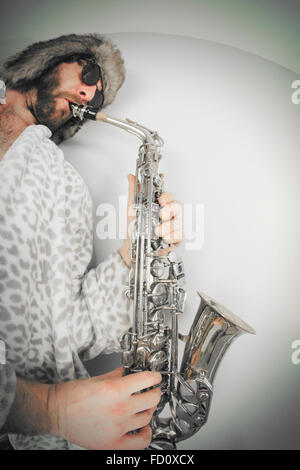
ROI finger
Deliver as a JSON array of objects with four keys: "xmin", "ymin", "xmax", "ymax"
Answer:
[
  {"xmin": 158, "ymin": 192, "xmax": 174, "ymax": 207},
  {"xmin": 159, "ymin": 201, "xmax": 182, "ymax": 221},
  {"xmin": 162, "ymin": 231, "xmax": 183, "ymax": 245},
  {"xmin": 127, "ymin": 174, "xmax": 136, "ymax": 210},
  {"xmin": 158, "ymin": 240, "xmax": 182, "ymax": 256},
  {"xmin": 127, "ymin": 174, "xmax": 141, "ymax": 239},
  {"xmin": 127, "ymin": 174, "xmax": 141, "ymax": 207},
  {"xmin": 117, "ymin": 425, "xmax": 152, "ymax": 450},
  {"xmin": 127, "ymin": 174, "xmax": 137, "ymax": 238},
  {"xmin": 125, "ymin": 407, "xmax": 156, "ymax": 433},
  {"xmin": 121, "ymin": 370, "xmax": 162, "ymax": 395},
  {"xmin": 155, "ymin": 218, "xmax": 183, "ymax": 238},
  {"xmin": 158, "ymin": 246, "xmax": 173, "ymax": 256},
  {"xmin": 96, "ymin": 366, "xmax": 125, "ymax": 381},
  {"xmin": 131, "ymin": 387, "xmax": 162, "ymax": 413}
]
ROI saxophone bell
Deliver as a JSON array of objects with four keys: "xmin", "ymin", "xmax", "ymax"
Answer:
[
  {"xmin": 173, "ymin": 291, "xmax": 255, "ymax": 443},
  {"xmin": 181, "ymin": 291, "xmax": 255, "ymax": 385}
]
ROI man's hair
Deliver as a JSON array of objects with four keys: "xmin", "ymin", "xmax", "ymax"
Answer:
[{"xmin": 12, "ymin": 53, "xmax": 95, "ymax": 93}]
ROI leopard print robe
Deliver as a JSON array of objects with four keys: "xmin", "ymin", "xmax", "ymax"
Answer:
[{"xmin": 0, "ymin": 124, "xmax": 132, "ymax": 449}]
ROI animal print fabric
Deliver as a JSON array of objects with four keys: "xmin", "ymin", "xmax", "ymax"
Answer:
[
  {"xmin": 0, "ymin": 363, "xmax": 16, "ymax": 430},
  {"xmin": 0, "ymin": 125, "xmax": 132, "ymax": 449}
]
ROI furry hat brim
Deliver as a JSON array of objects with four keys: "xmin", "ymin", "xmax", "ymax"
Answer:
[{"xmin": 0, "ymin": 34, "xmax": 125, "ymax": 144}]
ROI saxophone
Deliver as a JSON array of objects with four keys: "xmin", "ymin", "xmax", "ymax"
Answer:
[{"xmin": 70, "ymin": 104, "xmax": 255, "ymax": 450}]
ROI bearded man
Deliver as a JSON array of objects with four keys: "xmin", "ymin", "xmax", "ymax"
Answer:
[{"xmin": 0, "ymin": 34, "xmax": 183, "ymax": 450}]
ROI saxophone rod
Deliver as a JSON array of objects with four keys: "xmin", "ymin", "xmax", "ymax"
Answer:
[
  {"xmin": 70, "ymin": 103, "xmax": 151, "ymax": 143},
  {"xmin": 96, "ymin": 112, "xmax": 151, "ymax": 143}
]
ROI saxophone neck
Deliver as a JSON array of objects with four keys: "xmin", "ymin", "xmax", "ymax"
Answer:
[{"xmin": 69, "ymin": 102, "xmax": 161, "ymax": 146}]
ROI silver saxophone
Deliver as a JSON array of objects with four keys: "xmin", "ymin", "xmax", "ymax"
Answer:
[{"xmin": 70, "ymin": 103, "xmax": 255, "ymax": 450}]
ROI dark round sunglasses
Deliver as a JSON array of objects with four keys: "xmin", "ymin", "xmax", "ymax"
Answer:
[{"xmin": 82, "ymin": 59, "xmax": 104, "ymax": 111}]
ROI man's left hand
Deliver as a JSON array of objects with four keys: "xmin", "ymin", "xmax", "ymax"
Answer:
[{"xmin": 119, "ymin": 174, "xmax": 183, "ymax": 266}]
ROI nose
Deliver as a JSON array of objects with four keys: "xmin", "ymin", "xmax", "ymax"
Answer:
[{"xmin": 76, "ymin": 84, "xmax": 97, "ymax": 103}]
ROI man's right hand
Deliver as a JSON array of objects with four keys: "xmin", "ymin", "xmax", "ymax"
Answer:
[{"xmin": 48, "ymin": 367, "xmax": 162, "ymax": 450}]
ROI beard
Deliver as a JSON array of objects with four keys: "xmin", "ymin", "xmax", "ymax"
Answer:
[{"xmin": 32, "ymin": 68, "xmax": 71, "ymax": 132}]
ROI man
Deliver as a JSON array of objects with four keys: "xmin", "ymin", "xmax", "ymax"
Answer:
[{"xmin": 0, "ymin": 34, "xmax": 183, "ymax": 450}]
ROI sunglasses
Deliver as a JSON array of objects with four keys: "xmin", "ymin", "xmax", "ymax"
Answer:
[{"xmin": 81, "ymin": 58, "xmax": 104, "ymax": 111}]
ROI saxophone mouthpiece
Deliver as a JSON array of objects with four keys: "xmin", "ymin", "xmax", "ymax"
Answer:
[
  {"xmin": 69, "ymin": 101, "xmax": 107, "ymax": 122},
  {"xmin": 95, "ymin": 111, "xmax": 109, "ymax": 122}
]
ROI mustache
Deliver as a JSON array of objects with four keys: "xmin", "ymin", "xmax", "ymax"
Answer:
[{"xmin": 56, "ymin": 92, "xmax": 86, "ymax": 106}]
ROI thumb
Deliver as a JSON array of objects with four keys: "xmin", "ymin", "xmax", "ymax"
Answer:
[
  {"xmin": 127, "ymin": 174, "xmax": 141, "ymax": 239},
  {"xmin": 127, "ymin": 174, "xmax": 136, "ymax": 210}
]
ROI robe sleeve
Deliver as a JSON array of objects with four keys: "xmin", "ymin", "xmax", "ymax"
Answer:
[
  {"xmin": 0, "ymin": 360, "xmax": 16, "ymax": 430},
  {"xmin": 69, "ymin": 179, "xmax": 133, "ymax": 361},
  {"xmin": 72, "ymin": 251, "xmax": 132, "ymax": 361}
]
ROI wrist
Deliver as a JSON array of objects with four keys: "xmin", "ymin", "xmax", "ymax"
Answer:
[
  {"xmin": 4, "ymin": 378, "xmax": 57, "ymax": 436},
  {"xmin": 47, "ymin": 384, "xmax": 61, "ymax": 437}
]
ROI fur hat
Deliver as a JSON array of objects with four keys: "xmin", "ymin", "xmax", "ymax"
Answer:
[{"xmin": 0, "ymin": 34, "xmax": 125, "ymax": 144}]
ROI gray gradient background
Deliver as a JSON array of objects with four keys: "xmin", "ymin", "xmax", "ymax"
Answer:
[{"xmin": 1, "ymin": 0, "xmax": 299, "ymax": 450}]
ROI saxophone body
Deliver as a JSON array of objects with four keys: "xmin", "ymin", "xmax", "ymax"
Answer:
[{"xmin": 70, "ymin": 104, "xmax": 255, "ymax": 450}]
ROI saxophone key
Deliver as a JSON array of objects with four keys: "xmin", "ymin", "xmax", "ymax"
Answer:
[
  {"xmin": 122, "ymin": 350, "xmax": 134, "ymax": 368},
  {"xmin": 149, "ymin": 350, "xmax": 168, "ymax": 371},
  {"xmin": 149, "ymin": 332, "xmax": 169, "ymax": 351},
  {"xmin": 176, "ymin": 287, "xmax": 187, "ymax": 313},
  {"xmin": 120, "ymin": 331, "xmax": 132, "ymax": 351},
  {"xmin": 136, "ymin": 345, "xmax": 150, "ymax": 369},
  {"xmin": 171, "ymin": 260, "xmax": 185, "ymax": 280},
  {"xmin": 149, "ymin": 282, "xmax": 169, "ymax": 306},
  {"xmin": 150, "ymin": 259, "xmax": 166, "ymax": 278}
]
